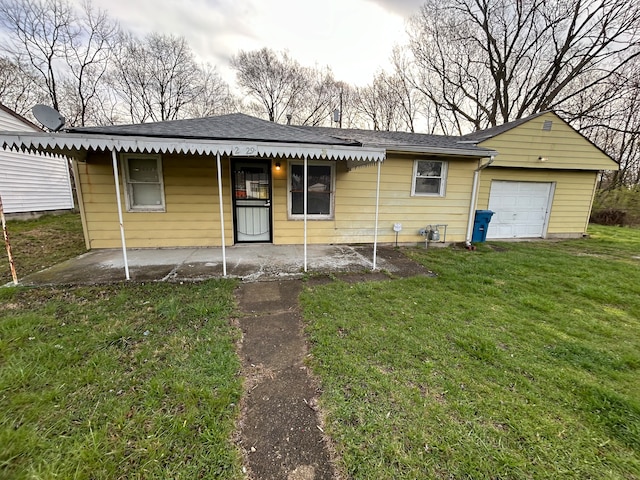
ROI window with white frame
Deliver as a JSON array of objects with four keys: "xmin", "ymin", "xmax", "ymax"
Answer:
[
  {"xmin": 412, "ymin": 159, "xmax": 447, "ymax": 196},
  {"xmin": 122, "ymin": 154, "xmax": 165, "ymax": 211},
  {"xmin": 288, "ymin": 161, "xmax": 335, "ymax": 219}
]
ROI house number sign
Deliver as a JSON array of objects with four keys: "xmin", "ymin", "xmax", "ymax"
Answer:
[{"xmin": 233, "ymin": 145, "xmax": 258, "ymax": 156}]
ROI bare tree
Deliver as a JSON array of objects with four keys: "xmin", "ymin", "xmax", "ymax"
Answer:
[
  {"xmin": 231, "ymin": 48, "xmax": 309, "ymax": 123},
  {"xmin": 0, "ymin": 56, "xmax": 47, "ymax": 116},
  {"xmin": 0, "ymin": 0, "xmax": 75, "ymax": 112},
  {"xmin": 353, "ymin": 70, "xmax": 422, "ymax": 131},
  {"xmin": 388, "ymin": 48, "xmax": 425, "ymax": 133},
  {"xmin": 407, "ymin": 0, "xmax": 640, "ymax": 133},
  {"xmin": 63, "ymin": 1, "xmax": 118, "ymax": 126},
  {"xmin": 184, "ymin": 64, "xmax": 237, "ymax": 118},
  {"xmin": 290, "ymin": 66, "xmax": 341, "ymax": 126},
  {"xmin": 109, "ymin": 33, "xmax": 231, "ymax": 123},
  {"xmin": 575, "ymin": 65, "xmax": 640, "ymax": 187},
  {"xmin": 0, "ymin": 0, "xmax": 118, "ymax": 126}
]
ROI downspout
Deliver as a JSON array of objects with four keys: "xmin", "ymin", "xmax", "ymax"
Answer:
[
  {"xmin": 465, "ymin": 156, "xmax": 494, "ymax": 247},
  {"xmin": 111, "ymin": 149, "xmax": 130, "ymax": 280},
  {"xmin": 584, "ymin": 171, "xmax": 599, "ymax": 236}
]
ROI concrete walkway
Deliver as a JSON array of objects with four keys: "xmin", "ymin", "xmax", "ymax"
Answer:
[
  {"xmin": 236, "ymin": 280, "xmax": 336, "ymax": 480},
  {"xmin": 232, "ymin": 255, "xmax": 432, "ymax": 479},
  {"xmin": 16, "ymin": 244, "xmax": 427, "ymax": 285}
]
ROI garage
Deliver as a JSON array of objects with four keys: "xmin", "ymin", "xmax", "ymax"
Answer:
[{"xmin": 486, "ymin": 181, "xmax": 554, "ymax": 239}]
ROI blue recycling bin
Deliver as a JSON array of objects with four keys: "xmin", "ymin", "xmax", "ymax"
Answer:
[{"xmin": 472, "ymin": 210, "xmax": 495, "ymax": 243}]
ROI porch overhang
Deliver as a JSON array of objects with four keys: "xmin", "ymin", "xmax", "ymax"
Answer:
[
  {"xmin": 0, "ymin": 132, "xmax": 386, "ymax": 163},
  {"xmin": 0, "ymin": 130, "xmax": 386, "ymax": 280}
]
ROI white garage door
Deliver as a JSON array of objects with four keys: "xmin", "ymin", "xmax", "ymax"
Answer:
[{"xmin": 487, "ymin": 181, "xmax": 554, "ymax": 239}]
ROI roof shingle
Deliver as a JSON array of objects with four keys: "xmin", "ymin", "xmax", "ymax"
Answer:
[{"xmin": 69, "ymin": 113, "xmax": 358, "ymax": 146}]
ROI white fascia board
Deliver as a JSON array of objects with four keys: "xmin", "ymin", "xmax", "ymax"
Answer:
[
  {"xmin": 365, "ymin": 143, "xmax": 497, "ymax": 158},
  {"xmin": 0, "ymin": 132, "xmax": 386, "ymax": 162}
]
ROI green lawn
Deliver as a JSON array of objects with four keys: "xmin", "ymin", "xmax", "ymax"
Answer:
[
  {"xmin": 301, "ymin": 225, "xmax": 640, "ymax": 479},
  {"xmin": 3, "ymin": 217, "xmax": 640, "ymax": 479},
  {"xmin": 0, "ymin": 213, "xmax": 86, "ymax": 285},
  {"xmin": 0, "ymin": 281, "xmax": 243, "ymax": 479}
]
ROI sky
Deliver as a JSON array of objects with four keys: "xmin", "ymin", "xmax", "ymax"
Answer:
[{"xmin": 87, "ymin": 0, "xmax": 426, "ymax": 87}]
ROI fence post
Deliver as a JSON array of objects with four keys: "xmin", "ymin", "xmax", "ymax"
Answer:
[{"xmin": 0, "ymin": 195, "xmax": 18, "ymax": 285}]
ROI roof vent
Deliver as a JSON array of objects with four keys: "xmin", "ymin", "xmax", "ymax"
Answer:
[{"xmin": 542, "ymin": 120, "xmax": 553, "ymax": 131}]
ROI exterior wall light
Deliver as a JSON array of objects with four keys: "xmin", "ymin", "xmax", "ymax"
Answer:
[{"xmin": 275, "ymin": 162, "xmax": 281, "ymax": 171}]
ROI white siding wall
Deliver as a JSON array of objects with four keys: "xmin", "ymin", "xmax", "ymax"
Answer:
[{"xmin": 0, "ymin": 108, "xmax": 74, "ymax": 213}]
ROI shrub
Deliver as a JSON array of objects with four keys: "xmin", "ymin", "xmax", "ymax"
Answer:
[{"xmin": 592, "ymin": 187, "xmax": 640, "ymax": 226}]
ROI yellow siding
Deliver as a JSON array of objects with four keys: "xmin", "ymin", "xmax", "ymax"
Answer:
[
  {"xmin": 272, "ymin": 154, "xmax": 478, "ymax": 245},
  {"xmin": 77, "ymin": 152, "xmax": 234, "ymax": 249},
  {"xmin": 78, "ymin": 151, "xmax": 481, "ymax": 248},
  {"xmin": 478, "ymin": 112, "xmax": 618, "ymax": 171},
  {"xmin": 477, "ymin": 169, "xmax": 598, "ymax": 237}
]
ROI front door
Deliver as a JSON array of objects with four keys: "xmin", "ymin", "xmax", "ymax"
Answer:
[{"xmin": 232, "ymin": 160, "xmax": 272, "ymax": 243}]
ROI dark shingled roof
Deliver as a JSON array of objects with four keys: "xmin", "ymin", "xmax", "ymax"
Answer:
[
  {"xmin": 68, "ymin": 112, "xmax": 498, "ymax": 156},
  {"xmin": 69, "ymin": 113, "xmax": 359, "ymax": 146},
  {"xmin": 295, "ymin": 125, "xmax": 492, "ymax": 155},
  {"xmin": 461, "ymin": 111, "xmax": 550, "ymax": 142}
]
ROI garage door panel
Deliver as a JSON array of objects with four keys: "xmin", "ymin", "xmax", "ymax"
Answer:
[{"xmin": 487, "ymin": 181, "xmax": 553, "ymax": 239}]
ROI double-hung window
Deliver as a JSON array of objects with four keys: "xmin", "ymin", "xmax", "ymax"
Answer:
[
  {"xmin": 412, "ymin": 160, "xmax": 447, "ymax": 196},
  {"xmin": 122, "ymin": 154, "xmax": 165, "ymax": 211},
  {"xmin": 288, "ymin": 161, "xmax": 335, "ymax": 219}
]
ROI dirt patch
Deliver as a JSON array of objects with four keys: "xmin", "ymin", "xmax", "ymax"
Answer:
[{"xmin": 363, "ymin": 245, "xmax": 435, "ymax": 278}]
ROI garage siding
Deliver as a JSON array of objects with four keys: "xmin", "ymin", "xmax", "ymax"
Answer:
[
  {"xmin": 477, "ymin": 169, "xmax": 598, "ymax": 238},
  {"xmin": 476, "ymin": 111, "xmax": 617, "ymax": 171}
]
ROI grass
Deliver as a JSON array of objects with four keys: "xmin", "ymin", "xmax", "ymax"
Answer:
[
  {"xmin": 0, "ymin": 213, "xmax": 85, "ymax": 285},
  {"xmin": 301, "ymin": 225, "xmax": 640, "ymax": 479},
  {"xmin": 0, "ymin": 281, "xmax": 244, "ymax": 479}
]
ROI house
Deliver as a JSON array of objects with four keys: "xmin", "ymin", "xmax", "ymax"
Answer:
[
  {"xmin": 0, "ymin": 104, "xmax": 74, "ymax": 216},
  {"xmin": 0, "ymin": 111, "xmax": 617, "ymax": 270}
]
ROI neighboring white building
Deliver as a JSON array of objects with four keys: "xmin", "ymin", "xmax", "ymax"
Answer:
[{"xmin": 0, "ymin": 103, "xmax": 74, "ymax": 215}]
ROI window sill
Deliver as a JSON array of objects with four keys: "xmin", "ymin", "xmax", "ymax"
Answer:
[
  {"xmin": 288, "ymin": 215, "xmax": 334, "ymax": 221},
  {"xmin": 126, "ymin": 207, "xmax": 166, "ymax": 213},
  {"xmin": 411, "ymin": 192, "xmax": 445, "ymax": 197}
]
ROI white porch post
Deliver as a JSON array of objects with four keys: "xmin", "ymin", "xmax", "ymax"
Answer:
[
  {"xmin": 111, "ymin": 149, "xmax": 130, "ymax": 280},
  {"xmin": 216, "ymin": 153, "xmax": 227, "ymax": 276},
  {"xmin": 303, "ymin": 155, "xmax": 308, "ymax": 272},
  {"xmin": 372, "ymin": 159, "xmax": 381, "ymax": 270}
]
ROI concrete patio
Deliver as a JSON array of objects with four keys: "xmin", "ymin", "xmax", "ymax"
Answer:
[{"xmin": 14, "ymin": 244, "xmax": 429, "ymax": 286}]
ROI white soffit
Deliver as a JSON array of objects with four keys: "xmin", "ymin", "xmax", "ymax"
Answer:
[{"xmin": 0, "ymin": 132, "xmax": 386, "ymax": 162}]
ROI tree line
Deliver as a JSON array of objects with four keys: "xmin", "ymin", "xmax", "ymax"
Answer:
[{"xmin": 1, "ymin": 0, "xmax": 639, "ymax": 187}]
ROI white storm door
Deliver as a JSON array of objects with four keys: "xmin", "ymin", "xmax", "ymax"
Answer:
[{"xmin": 233, "ymin": 161, "xmax": 272, "ymax": 242}]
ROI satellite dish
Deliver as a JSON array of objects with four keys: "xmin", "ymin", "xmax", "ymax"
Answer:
[{"xmin": 32, "ymin": 104, "xmax": 65, "ymax": 132}]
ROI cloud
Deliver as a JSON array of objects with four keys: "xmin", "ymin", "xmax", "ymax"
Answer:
[
  {"xmin": 82, "ymin": 0, "xmax": 413, "ymax": 86},
  {"xmin": 364, "ymin": 0, "xmax": 424, "ymax": 17}
]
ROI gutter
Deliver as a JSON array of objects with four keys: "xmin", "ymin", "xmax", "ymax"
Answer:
[
  {"xmin": 465, "ymin": 156, "xmax": 495, "ymax": 246},
  {"xmin": 365, "ymin": 143, "xmax": 498, "ymax": 158}
]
